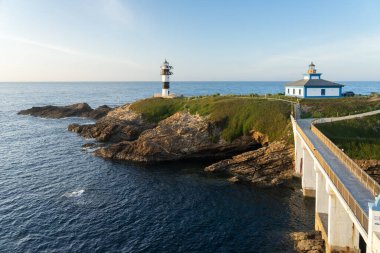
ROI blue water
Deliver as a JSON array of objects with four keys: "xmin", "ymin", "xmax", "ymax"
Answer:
[{"xmin": 0, "ymin": 81, "xmax": 377, "ymax": 252}]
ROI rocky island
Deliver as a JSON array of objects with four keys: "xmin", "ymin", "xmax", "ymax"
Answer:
[
  {"xmin": 18, "ymin": 96, "xmax": 295, "ymax": 187},
  {"xmin": 19, "ymin": 95, "xmax": 380, "ymax": 253},
  {"xmin": 18, "ymin": 102, "xmax": 112, "ymax": 120},
  {"xmin": 19, "ymin": 94, "xmax": 380, "ymax": 189}
]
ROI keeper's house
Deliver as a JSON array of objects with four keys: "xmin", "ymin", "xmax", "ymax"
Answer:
[{"xmin": 284, "ymin": 62, "xmax": 344, "ymax": 98}]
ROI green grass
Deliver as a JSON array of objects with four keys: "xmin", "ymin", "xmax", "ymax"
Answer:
[
  {"xmin": 317, "ymin": 114, "xmax": 380, "ymax": 159},
  {"xmin": 130, "ymin": 96, "xmax": 292, "ymax": 143},
  {"xmin": 300, "ymin": 94, "xmax": 380, "ymax": 118}
]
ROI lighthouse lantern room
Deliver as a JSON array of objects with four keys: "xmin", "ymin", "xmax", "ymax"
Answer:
[{"xmin": 160, "ymin": 59, "xmax": 173, "ymax": 97}]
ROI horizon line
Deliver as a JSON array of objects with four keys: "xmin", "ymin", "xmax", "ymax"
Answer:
[{"xmin": 0, "ymin": 80, "xmax": 379, "ymax": 83}]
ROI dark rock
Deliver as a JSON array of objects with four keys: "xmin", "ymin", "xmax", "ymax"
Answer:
[
  {"xmin": 18, "ymin": 103, "xmax": 112, "ymax": 120},
  {"xmin": 204, "ymin": 141, "xmax": 294, "ymax": 187},
  {"xmin": 68, "ymin": 119, "xmax": 147, "ymax": 142},
  {"xmin": 87, "ymin": 105, "xmax": 113, "ymax": 119}
]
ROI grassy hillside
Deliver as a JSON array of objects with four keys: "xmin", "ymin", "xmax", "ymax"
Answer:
[
  {"xmin": 300, "ymin": 94, "xmax": 380, "ymax": 118},
  {"xmin": 317, "ymin": 114, "xmax": 380, "ymax": 160},
  {"xmin": 130, "ymin": 96, "xmax": 292, "ymax": 143}
]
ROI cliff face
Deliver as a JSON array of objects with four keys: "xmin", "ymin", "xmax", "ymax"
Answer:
[
  {"xmin": 204, "ymin": 141, "xmax": 294, "ymax": 186},
  {"xmin": 93, "ymin": 111, "xmax": 260, "ymax": 162}
]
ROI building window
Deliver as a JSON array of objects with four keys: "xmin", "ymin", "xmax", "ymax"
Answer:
[
  {"xmin": 299, "ymin": 89, "xmax": 301, "ymax": 95},
  {"xmin": 321, "ymin": 89, "xmax": 326, "ymax": 96},
  {"xmin": 293, "ymin": 89, "xmax": 295, "ymax": 95},
  {"xmin": 287, "ymin": 88, "xmax": 289, "ymax": 94}
]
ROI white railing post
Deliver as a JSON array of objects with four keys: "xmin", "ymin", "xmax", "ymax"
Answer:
[{"xmin": 368, "ymin": 195, "xmax": 380, "ymax": 253}]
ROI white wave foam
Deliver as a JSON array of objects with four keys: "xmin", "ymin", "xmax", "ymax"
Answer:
[{"xmin": 64, "ymin": 189, "xmax": 85, "ymax": 198}]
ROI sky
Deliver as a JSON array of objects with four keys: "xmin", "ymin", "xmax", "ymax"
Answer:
[{"xmin": 0, "ymin": 0, "xmax": 380, "ymax": 81}]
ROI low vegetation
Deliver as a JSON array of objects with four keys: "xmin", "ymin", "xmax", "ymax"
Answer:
[
  {"xmin": 130, "ymin": 96, "xmax": 292, "ymax": 143},
  {"xmin": 300, "ymin": 93, "xmax": 380, "ymax": 118},
  {"xmin": 317, "ymin": 114, "xmax": 380, "ymax": 160}
]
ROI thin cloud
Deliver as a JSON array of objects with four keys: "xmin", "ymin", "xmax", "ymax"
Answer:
[
  {"xmin": 0, "ymin": 34, "xmax": 140, "ymax": 67},
  {"xmin": 0, "ymin": 34, "xmax": 82, "ymax": 55}
]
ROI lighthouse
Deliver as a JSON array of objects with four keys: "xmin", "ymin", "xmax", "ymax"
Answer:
[
  {"xmin": 160, "ymin": 59, "xmax": 173, "ymax": 97},
  {"xmin": 284, "ymin": 62, "xmax": 344, "ymax": 98}
]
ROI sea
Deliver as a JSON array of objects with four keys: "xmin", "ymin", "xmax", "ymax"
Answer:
[{"xmin": 0, "ymin": 81, "xmax": 378, "ymax": 253}]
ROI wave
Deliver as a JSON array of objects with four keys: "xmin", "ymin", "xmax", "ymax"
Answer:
[{"xmin": 64, "ymin": 189, "xmax": 85, "ymax": 198}]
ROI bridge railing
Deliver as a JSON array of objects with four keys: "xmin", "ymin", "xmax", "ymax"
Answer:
[
  {"xmin": 295, "ymin": 123, "xmax": 369, "ymax": 232},
  {"xmin": 311, "ymin": 124, "xmax": 380, "ymax": 197}
]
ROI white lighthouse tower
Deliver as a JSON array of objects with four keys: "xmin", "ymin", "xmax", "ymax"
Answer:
[{"xmin": 160, "ymin": 59, "xmax": 173, "ymax": 97}]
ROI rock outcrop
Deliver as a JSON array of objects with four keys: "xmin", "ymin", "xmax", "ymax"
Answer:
[
  {"xmin": 68, "ymin": 104, "xmax": 155, "ymax": 142},
  {"xmin": 20, "ymin": 101, "xmax": 287, "ymax": 165},
  {"xmin": 290, "ymin": 231, "xmax": 325, "ymax": 253},
  {"xmin": 94, "ymin": 111, "xmax": 260, "ymax": 162},
  {"xmin": 204, "ymin": 141, "xmax": 294, "ymax": 186},
  {"xmin": 355, "ymin": 159, "xmax": 380, "ymax": 183},
  {"xmin": 18, "ymin": 103, "xmax": 112, "ymax": 120}
]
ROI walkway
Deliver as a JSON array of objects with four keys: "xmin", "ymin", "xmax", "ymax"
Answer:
[
  {"xmin": 313, "ymin": 109, "xmax": 380, "ymax": 124},
  {"xmin": 297, "ymin": 118, "xmax": 374, "ymax": 215}
]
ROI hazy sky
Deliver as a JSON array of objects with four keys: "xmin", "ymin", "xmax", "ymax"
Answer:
[{"xmin": 0, "ymin": 0, "xmax": 380, "ymax": 81}]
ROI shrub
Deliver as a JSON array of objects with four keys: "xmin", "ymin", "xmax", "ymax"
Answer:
[
  {"xmin": 317, "ymin": 114, "xmax": 380, "ymax": 159},
  {"xmin": 300, "ymin": 97, "xmax": 380, "ymax": 118}
]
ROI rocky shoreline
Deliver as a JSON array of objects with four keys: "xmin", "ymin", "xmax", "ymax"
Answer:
[
  {"xmin": 205, "ymin": 141, "xmax": 294, "ymax": 186},
  {"xmin": 18, "ymin": 102, "xmax": 295, "ymax": 186}
]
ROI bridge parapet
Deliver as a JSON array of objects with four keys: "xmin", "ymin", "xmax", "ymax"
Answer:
[
  {"xmin": 292, "ymin": 109, "xmax": 380, "ymax": 252},
  {"xmin": 294, "ymin": 121, "xmax": 370, "ymax": 233},
  {"xmin": 311, "ymin": 124, "xmax": 380, "ymax": 197}
]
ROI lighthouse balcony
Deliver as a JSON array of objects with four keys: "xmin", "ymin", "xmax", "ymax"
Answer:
[{"xmin": 160, "ymin": 70, "xmax": 173, "ymax": 75}]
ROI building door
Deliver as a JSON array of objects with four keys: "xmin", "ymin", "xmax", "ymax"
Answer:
[{"xmin": 321, "ymin": 89, "xmax": 326, "ymax": 96}]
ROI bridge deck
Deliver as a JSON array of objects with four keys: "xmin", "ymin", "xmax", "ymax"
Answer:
[{"xmin": 297, "ymin": 119, "xmax": 374, "ymax": 216}]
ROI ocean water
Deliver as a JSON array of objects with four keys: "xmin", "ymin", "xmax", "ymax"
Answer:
[{"xmin": 0, "ymin": 81, "xmax": 378, "ymax": 252}]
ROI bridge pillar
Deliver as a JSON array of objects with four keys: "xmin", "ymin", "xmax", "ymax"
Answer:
[
  {"xmin": 328, "ymin": 191, "xmax": 360, "ymax": 252},
  {"xmin": 301, "ymin": 147, "xmax": 316, "ymax": 197},
  {"xmin": 295, "ymin": 134, "xmax": 303, "ymax": 175},
  {"xmin": 315, "ymin": 168, "xmax": 329, "ymax": 247},
  {"xmin": 368, "ymin": 195, "xmax": 380, "ymax": 253},
  {"xmin": 316, "ymin": 168, "xmax": 328, "ymax": 213}
]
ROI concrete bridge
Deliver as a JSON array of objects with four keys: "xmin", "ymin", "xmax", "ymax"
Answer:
[{"xmin": 292, "ymin": 107, "xmax": 380, "ymax": 253}]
